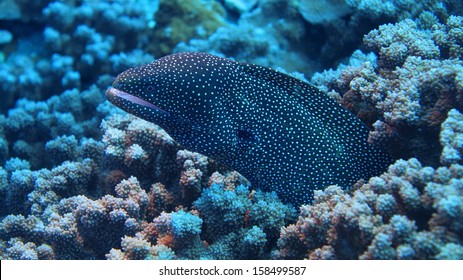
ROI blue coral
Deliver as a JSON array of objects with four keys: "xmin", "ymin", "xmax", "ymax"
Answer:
[
  {"xmin": 194, "ymin": 183, "xmax": 251, "ymax": 241},
  {"xmin": 192, "ymin": 181, "xmax": 295, "ymax": 259},
  {"xmin": 275, "ymin": 159, "xmax": 463, "ymax": 260},
  {"xmin": 170, "ymin": 210, "xmax": 202, "ymax": 239}
]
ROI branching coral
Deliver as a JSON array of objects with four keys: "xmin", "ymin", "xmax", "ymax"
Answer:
[
  {"xmin": 312, "ymin": 16, "xmax": 463, "ymax": 166},
  {"xmin": 440, "ymin": 109, "xmax": 463, "ymax": 165},
  {"xmin": 0, "ymin": 0, "xmax": 158, "ymax": 112},
  {"xmin": 2, "ymin": 86, "xmax": 104, "ymax": 169},
  {"xmin": 275, "ymin": 158, "xmax": 463, "ymax": 259},
  {"xmin": 100, "ymin": 113, "xmax": 181, "ymax": 194}
]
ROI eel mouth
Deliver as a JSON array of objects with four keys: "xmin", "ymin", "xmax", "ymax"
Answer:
[{"xmin": 105, "ymin": 87, "xmax": 169, "ymax": 115}]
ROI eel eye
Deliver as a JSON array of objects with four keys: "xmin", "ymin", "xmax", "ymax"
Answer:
[
  {"xmin": 237, "ymin": 129, "xmax": 253, "ymax": 140},
  {"xmin": 146, "ymin": 85, "xmax": 154, "ymax": 92},
  {"xmin": 237, "ymin": 128, "xmax": 258, "ymax": 145}
]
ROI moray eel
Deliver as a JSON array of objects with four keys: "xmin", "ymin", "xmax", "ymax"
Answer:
[{"xmin": 106, "ymin": 52, "xmax": 391, "ymax": 206}]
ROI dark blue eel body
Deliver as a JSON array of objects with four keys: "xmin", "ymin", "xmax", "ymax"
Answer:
[{"xmin": 106, "ymin": 52, "xmax": 391, "ymax": 206}]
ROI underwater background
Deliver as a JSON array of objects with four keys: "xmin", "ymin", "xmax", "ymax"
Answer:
[{"xmin": 0, "ymin": 0, "xmax": 462, "ymax": 260}]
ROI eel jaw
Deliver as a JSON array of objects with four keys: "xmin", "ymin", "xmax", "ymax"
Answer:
[{"xmin": 105, "ymin": 87, "xmax": 169, "ymax": 115}]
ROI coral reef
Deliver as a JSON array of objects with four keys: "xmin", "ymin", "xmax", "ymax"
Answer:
[
  {"xmin": 0, "ymin": 90, "xmax": 295, "ymax": 259},
  {"xmin": 296, "ymin": 0, "xmax": 463, "ymax": 67},
  {"xmin": 312, "ymin": 15, "xmax": 463, "ymax": 167},
  {"xmin": 0, "ymin": 167, "xmax": 295, "ymax": 259},
  {"xmin": 0, "ymin": 0, "xmax": 158, "ymax": 112},
  {"xmin": 440, "ymin": 109, "xmax": 463, "ymax": 165},
  {"xmin": 2, "ymin": 86, "xmax": 105, "ymax": 169},
  {"xmin": 152, "ymin": 0, "xmax": 226, "ymax": 57},
  {"xmin": 175, "ymin": 0, "xmax": 315, "ymax": 74},
  {"xmin": 290, "ymin": 14, "xmax": 463, "ymax": 259},
  {"xmin": 275, "ymin": 156, "xmax": 463, "ymax": 259},
  {"xmin": 1, "ymin": 0, "xmax": 463, "ymax": 260}
]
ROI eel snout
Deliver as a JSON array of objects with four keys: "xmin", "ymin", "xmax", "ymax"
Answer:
[{"xmin": 106, "ymin": 87, "xmax": 169, "ymax": 115}]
